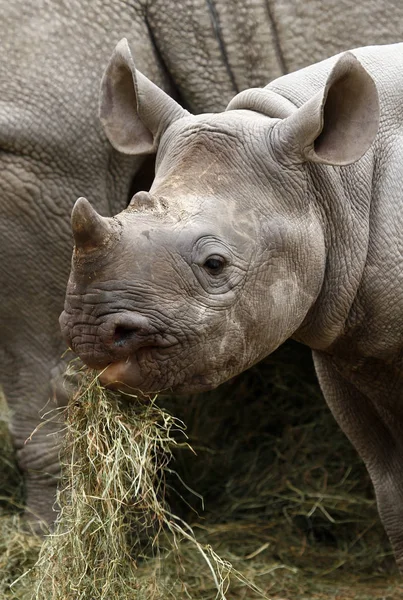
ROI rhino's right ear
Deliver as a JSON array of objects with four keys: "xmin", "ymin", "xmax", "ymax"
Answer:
[{"xmin": 99, "ymin": 38, "xmax": 189, "ymax": 155}]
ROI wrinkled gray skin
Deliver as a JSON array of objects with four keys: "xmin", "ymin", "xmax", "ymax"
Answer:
[
  {"xmin": 61, "ymin": 40, "xmax": 403, "ymax": 568},
  {"xmin": 3, "ymin": 1, "xmax": 403, "ymax": 527}
]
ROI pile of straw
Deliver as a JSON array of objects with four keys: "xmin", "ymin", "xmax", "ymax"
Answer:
[
  {"xmin": 31, "ymin": 367, "xmax": 261, "ymax": 600},
  {"xmin": 0, "ymin": 342, "xmax": 401, "ymax": 599}
]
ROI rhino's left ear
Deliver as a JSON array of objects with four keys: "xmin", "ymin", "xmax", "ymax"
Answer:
[
  {"xmin": 99, "ymin": 38, "xmax": 189, "ymax": 155},
  {"xmin": 279, "ymin": 53, "xmax": 379, "ymax": 166}
]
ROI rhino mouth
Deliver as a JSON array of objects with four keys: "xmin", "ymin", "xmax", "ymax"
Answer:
[
  {"xmin": 61, "ymin": 311, "xmax": 223, "ymax": 394},
  {"xmin": 83, "ymin": 343, "xmax": 175, "ymax": 394},
  {"xmin": 98, "ymin": 355, "xmax": 148, "ymax": 392},
  {"xmin": 97, "ymin": 347, "xmax": 217, "ymax": 395}
]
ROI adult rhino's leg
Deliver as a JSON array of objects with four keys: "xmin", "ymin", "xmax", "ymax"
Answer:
[
  {"xmin": 0, "ymin": 211, "xmax": 81, "ymax": 526},
  {"xmin": 1, "ymin": 346, "xmax": 74, "ymax": 527},
  {"xmin": 313, "ymin": 350, "xmax": 403, "ymax": 571},
  {"xmin": 0, "ymin": 153, "xmax": 143, "ymax": 527}
]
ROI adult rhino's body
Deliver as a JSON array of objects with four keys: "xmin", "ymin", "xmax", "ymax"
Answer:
[
  {"xmin": 62, "ymin": 40, "xmax": 403, "ymax": 567},
  {"xmin": 2, "ymin": 1, "xmax": 403, "ymax": 524}
]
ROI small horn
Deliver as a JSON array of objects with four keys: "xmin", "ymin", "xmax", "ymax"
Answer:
[
  {"xmin": 226, "ymin": 88, "xmax": 297, "ymax": 119},
  {"xmin": 71, "ymin": 197, "xmax": 113, "ymax": 250}
]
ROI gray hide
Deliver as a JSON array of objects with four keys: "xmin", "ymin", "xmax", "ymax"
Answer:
[
  {"xmin": 2, "ymin": 0, "xmax": 403, "ymax": 525},
  {"xmin": 62, "ymin": 40, "xmax": 403, "ymax": 569}
]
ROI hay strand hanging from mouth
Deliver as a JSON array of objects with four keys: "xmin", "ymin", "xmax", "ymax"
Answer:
[{"xmin": 31, "ymin": 367, "xmax": 252, "ymax": 600}]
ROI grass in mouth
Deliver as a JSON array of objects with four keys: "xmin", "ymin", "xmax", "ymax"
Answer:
[{"xmin": 30, "ymin": 366, "xmax": 262, "ymax": 600}]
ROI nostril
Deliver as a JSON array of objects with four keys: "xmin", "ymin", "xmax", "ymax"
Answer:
[
  {"xmin": 113, "ymin": 325, "xmax": 138, "ymax": 347},
  {"xmin": 105, "ymin": 313, "xmax": 153, "ymax": 353}
]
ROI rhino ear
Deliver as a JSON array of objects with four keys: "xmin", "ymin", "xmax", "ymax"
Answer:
[
  {"xmin": 279, "ymin": 52, "xmax": 379, "ymax": 166},
  {"xmin": 99, "ymin": 38, "xmax": 189, "ymax": 155}
]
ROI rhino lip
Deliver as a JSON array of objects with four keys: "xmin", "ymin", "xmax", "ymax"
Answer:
[
  {"xmin": 97, "ymin": 345, "xmax": 172, "ymax": 393},
  {"xmin": 99, "ymin": 355, "xmax": 143, "ymax": 391},
  {"xmin": 97, "ymin": 349, "xmax": 222, "ymax": 395}
]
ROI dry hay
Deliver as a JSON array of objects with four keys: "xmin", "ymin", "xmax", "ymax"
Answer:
[
  {"xmin": 0, "ymin": 342, "xmax": 402, "ymax": 599},
  {"xmin": 31, "ymin": 366, "xmax": 260, "ymax": 600}
]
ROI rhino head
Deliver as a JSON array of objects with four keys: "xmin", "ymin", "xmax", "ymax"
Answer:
[{"xmin": 59, "ymin": 39, "xmax": 379, "ymax": 394}]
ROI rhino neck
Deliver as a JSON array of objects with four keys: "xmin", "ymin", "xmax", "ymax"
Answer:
[{"xmin": 293, "ymin": 154, "xmax": 374, "ymax": 351}]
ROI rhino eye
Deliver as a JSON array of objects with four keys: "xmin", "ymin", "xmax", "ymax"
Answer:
[{"xmin": 203, "ymin": 256, "xmax": 225, "ymax": 275}]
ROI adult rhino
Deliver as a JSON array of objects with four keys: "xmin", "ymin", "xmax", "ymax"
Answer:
[
  {"xmin": 61, "ymin": 39, "xmax": 403, "ymax": 568},
  {"xmin": 2, "ymin": 0, "xmax": 403, "ymax": 526}
]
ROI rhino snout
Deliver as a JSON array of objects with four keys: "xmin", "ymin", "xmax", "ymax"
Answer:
[{"xmin": 60, "ymin": 310, "xmax": 164, "ymax": 368}]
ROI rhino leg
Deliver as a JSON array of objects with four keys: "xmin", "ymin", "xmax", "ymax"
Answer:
[
  {"xmin": 3, "ymin": 352, "xmax": 75, "ymax": 528},
  {"xmin": 313, "ymin": 350, "xmax": 403, "ymax": 571}
]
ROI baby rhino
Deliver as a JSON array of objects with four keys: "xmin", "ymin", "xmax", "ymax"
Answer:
[{"xmin": 60, "ymin": 39, "xmax": 403, "ymax": 568}]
